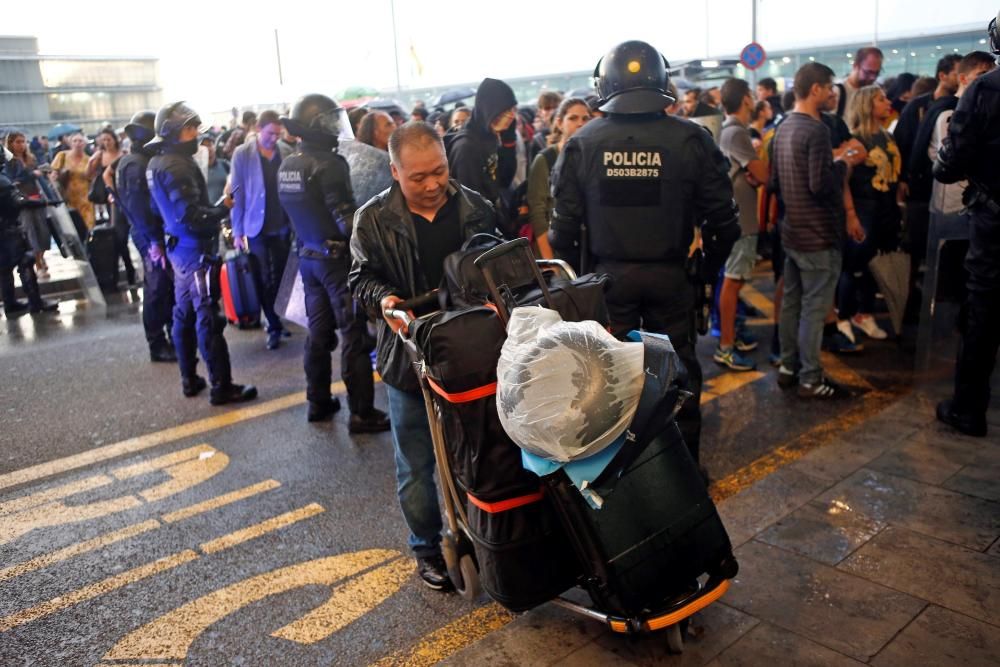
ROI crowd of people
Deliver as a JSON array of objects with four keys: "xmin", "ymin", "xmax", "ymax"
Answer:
[{"xmin": 2, "ymin": 15, "xmax": 998, "ymax": 589}]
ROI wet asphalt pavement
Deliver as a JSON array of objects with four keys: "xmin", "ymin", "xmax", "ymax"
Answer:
[{"xmin": 0, "ymin": 273, "xmax": 918, "ymax": 666}]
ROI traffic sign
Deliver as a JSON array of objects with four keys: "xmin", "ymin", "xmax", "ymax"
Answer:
[{"xmin": 740, "ymin": 42, "xmax": 767, "ymax": 70}]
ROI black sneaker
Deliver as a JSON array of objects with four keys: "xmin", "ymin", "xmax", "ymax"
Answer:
[
  {"xmin": 182, "ymin": 375, "xmax": 207, "ymax": 397},
  {"xmin": 797, "ymin": 377, "xmax": 851, "ymax": 399},
  {"xmin": 349, "ymin": 408, "xmax": 391, "ymax": 434},
  {"xmin": 936, "ymin": 399, "xmax": 987, "ymax": 438},
  {"xmin": 266, "ymin": 330, "xmax": 282, "ymax": 350},
  {"xmin": 777, "ymin": 366, "xmax": 798, "ymax": 388},
  {"xmin": 307, "ymin": 397, "xmax": 342, "ymax": 422},
  {"xmin": 823, "ymin": 331, "xmax": 864, "ymax": 354},
  {"xmin": 209, "ymin": 383, "xmax": 258, "ymax": 406},
  {"xmin": 4, "ymin": 301, "xmax": 30, "ymax": 318},
  {"xmin": 416, "ymin": 555, "xmax": 454, "ymax": 591}
]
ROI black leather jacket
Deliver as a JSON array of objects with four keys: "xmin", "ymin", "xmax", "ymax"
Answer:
[{"xmin": 349, "ymin": 180, "xmax": 499, "ymax": 391}]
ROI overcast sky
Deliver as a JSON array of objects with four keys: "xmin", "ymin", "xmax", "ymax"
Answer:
[{"xmin": 10, "ymin": 0, "xmax": 994, "ymax": 113}]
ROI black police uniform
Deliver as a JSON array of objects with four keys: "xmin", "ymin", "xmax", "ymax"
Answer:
[
  {"xmin": 933, "ymin": 60, "xmax": 1000, "ymax": 436},
  {"xmin": 278, "ymin": 138, "xmax": 379, "ymax": 422},
  {"xmin": 1, "ymin": 170, "xmax": 57, "ymax": 316},
  {"xmin": 116, "ymin": 124, "xmax": 175, "ymax": 359},
  {"xmin": 549, "ymin": 41, "xmax": 740, "ymax": 463}
]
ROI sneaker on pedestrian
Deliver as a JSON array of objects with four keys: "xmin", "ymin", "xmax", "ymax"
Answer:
[
  {"xmin": 836, "ymin": 319, "xmax": 857, "ymax": 344},
  {"xmin": 714, "ymin": 345, "xmax": 757, "ymax": 371},
  {"xmin": 734, "ymin": 329, "xmax": 759, "ymax": 352},
  {"xmin": 349, "ymin": 407, "xmax": 391, "ymax": 434},
  {"xmin": 797, "ymin": 376, "xmax": 851, "ymax": 399},
  {"xmin": 851, "ymin": 314, "xmax": 888, "ymax": 340},
  {"xmin": 777, "ymin": 366, "xmax": 798, "ymax": 388},
  {"xmin": 823, "ymin": 330, "xmax": 864, "ymax": 354},
  {"xmin": 416, "ymin": 555, "xmax": 454, "ymax": 591}
]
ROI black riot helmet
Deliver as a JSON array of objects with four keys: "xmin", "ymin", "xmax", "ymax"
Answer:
[
  {"xmin": 990, "ymin": 11, "xmax": 1000, "ymax": 56},
  {"xmin": 146, "ymin": 101, "xmax": 201, "ymax": 148},
  {"xmin": 124, "ymin": 111, "xmax": 156, "ymax": 147},
  {"xmin": 281, "ymin": 94, "xmax": 353, "ymax": 145},
  {"xmin": 593, "ymin": 40, "xmax": 674, "ymax": 114}
]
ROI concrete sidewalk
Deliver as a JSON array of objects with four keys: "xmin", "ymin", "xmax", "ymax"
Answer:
[{"xmin": 442, "ymin": 387, "xmax": 1000, "ymax": 666}]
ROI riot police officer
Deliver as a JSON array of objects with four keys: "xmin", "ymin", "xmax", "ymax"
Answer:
[
  {"xmin": 146, "ymin": 101, "xmax": 257, "ymax": 404},
  {"xmin": 116, "ymin": 110, "xmax": 176, "ymax": 362},
  {"xmin": 1, "ymin": 147, "xmax": 58, "ymax": 318},
  {"xmin": 277, "ymin": 94, "xmax": 390, "ymax": 431},
  {"xmin": 549, "ymin": 40, "xmax": 740, "ymax": 465},
  {"xmin": 933, "ymin": 12, "xmax": 1000, "ymax": 438}
]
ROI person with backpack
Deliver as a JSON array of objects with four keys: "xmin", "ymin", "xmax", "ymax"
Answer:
[{"xmin": 525, "ymin": 97, "xmax": 590, "ymax": 259}]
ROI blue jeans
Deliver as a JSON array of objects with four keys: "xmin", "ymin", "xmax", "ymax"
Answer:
[
  {"xmin": 386, "ymin": 384, "xmax": 442, "ymax": 558},
  {"xmin": 780, "ymin": 247, "xmax": 842, "ymax": 385}
]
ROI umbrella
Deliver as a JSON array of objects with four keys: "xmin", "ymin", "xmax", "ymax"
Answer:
[
  {"xmin": 869, "ymin": 250, "xmax": 910, "ymax": 336},
  {"xmin": 429, "ymin": 87, "xmax": 476, "ymax": 108},
  {"xmin": 48, "ymin": 122, "xmax": 82, "ymax": 140}
]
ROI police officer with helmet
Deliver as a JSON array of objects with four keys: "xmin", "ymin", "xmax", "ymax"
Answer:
[
  {"xmin": 146, "ymin": 101, "xmax": 257, "ymax": 405},
  {"xmin": 277, "ymin": 94, "xmax": 390, "ymax": 432},
  {"xmin": 116, "ymin": 110, "xmax": 176, "ymax": 363},
  {"xmin": 933, "ymin": 12, "xmax": 1000, "ymax": 438},
  {"xmin": 549, "ymin": 40, "xmax": 740, "ymax": 466}
]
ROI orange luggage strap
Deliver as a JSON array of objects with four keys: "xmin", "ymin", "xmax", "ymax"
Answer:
[
  {"xmin": 467, "ymin": 488, "xmax": 545, "ymax": 513},
  {"xmin": 426, "ymin": 376, "xmax": 497, "ymax": 403}
]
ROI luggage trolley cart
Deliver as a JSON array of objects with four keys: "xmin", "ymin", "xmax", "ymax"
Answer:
[{"xmin": 475, "ymin": 239, "xmax": 739, "ymax": 654}]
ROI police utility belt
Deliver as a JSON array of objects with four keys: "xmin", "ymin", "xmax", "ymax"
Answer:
[{"xmin": 299, "ymin": 239, "xmax": 348, "ymax": 260}]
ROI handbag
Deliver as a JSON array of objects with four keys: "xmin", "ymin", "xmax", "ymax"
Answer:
[{"xmin": 87, "ymin": 171, "xmax": 109, "ymax": 204}]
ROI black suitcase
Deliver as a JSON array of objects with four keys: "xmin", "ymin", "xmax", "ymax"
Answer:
[
  {"xmin": 409, "ymin": 305, "xmax": 580, "ymax": 611},
  {"xmin": 88, "ymin": 223, "xmax": 119, "ymax": 292},
  {"xmin": 221, "ymin": 252, "xmax": 262, "ymax": 328}
]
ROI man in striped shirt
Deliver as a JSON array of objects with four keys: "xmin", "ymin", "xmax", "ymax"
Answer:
[{"xmin": 771, "ymin": 63, "xmax": 867, "ymax": 399}]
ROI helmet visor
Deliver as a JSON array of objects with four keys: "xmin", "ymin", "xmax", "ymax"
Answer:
[{"xmin": 316, "ymin": 107, "xmax": 354, "ymax": 142}]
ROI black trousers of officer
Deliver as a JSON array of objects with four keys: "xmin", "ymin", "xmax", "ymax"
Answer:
[
  {"xmin": 169, "ymin": 249, "xmax": 233, "ymax": 386},
  {"xmin": 247, "ymin": 232, "xmax": 291, "ymax": 333},
  {"xmin": 299, "ymin": 256, "xmax": 375, "ymax": 415},
  {"xmin": 137, "ymin": 244, "xmax": 175, "ymax": 346},
  {"xmin": 598, "ymin": 260, "xmax": 703, "ymax": 462}
]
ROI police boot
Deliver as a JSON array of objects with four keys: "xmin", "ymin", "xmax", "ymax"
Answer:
[
  {"xmin": 307, "ymin": 397, "xmax": 342, "ymax": 422},
  {"xmin": 2, "ymin": 272, "xmax": 29, "ymax": 317},
  {"xmin": 210, "ymin": 382, "xmax": 258, "ymax": 406},
  {"xmin": 936, "ymin": 399, "xmax": 987, "ymax": 438},
  {"xmin": 149, "ymin": 338, "xmax": 178, "ymax": 363},
  {"xmin": 348, "ymin": 407, "xmax": 391, "ymax": 434},
  {"xmin": 182, "ymin": 375, "xmax": 208, "ymax": 397}
]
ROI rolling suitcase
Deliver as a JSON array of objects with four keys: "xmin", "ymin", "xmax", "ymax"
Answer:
[
  {"xmin": 220, "ymin": 252, "xmax": 261, "ymax": 328},
  {"xmin": 476, "ymin": 239, "xmax": 738, "ymax": 624},
  {"xmin": 87, "ymin": 223, "xmax": 119, "ymax": 292}
]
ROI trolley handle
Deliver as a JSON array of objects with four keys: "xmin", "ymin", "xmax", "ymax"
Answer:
[{"xmin": 383, "ymin": 289, "xmax": 440, "ymax": 337}]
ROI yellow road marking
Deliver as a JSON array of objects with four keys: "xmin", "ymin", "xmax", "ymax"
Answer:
[
  {"xmin": 0, "ymin": 380, "xmax": 354, "ymax": 494},
  {"xmin": 0, "ymin": 480, "xmax": 281, "ymax": 583},
  {"xmin": 740, "ymin": 284, "xmax": 775, "ymax": 320},
  {"xmin": 0, "ymin": 519, "xmax": 160, "ymax": 584},
  {"xmin": 272, "ymin": 557, "xmax": 414, "ymax": 643},
  {"xmin": 369, "ymin": 603, "xmax": 517, "ymax": 667},
  {"xmin": 701, "ymin": 370, "xmax": 767, "ymax": 404},
  {"xmin": 99, "ymin": 549, "xmax": 404, "ymax": 664},
  {"xmin": 0, "ymin": 550, "xmax": 199, "ymax": 632},
  {"xmin": 199, "ymin": 503, "xmax": 325, "ymax": 555},
  {"xmin": 161, "ymin": 479, "xmax": 280, "ymax": 523},
  {"xmin": 0, "ymin": 445, "xmax": 229, "ymax": 545},
  {"xmin": 0, "ymin": 474, "xmax": 114, "ymax": 516}
]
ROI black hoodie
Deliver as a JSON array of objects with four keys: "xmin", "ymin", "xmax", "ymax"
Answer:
[{"xmin": 445, "ymin": 78, "xmax": 517, "ymax": 234}]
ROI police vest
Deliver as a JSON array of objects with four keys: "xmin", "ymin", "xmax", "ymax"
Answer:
[
  {"xmin": 277, "ymin": 149, "xmax": 352, "ymax": 253},
  {"xmin": 146, "ymin": 153, "xmax": 215, "ymax": 245},
  {"xmin": 572, "ymin": 114, "xmax": 720, "ymax": 263}
]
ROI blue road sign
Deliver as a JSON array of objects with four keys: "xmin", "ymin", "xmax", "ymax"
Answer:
[{"xmin": 740, "ymin": 42, "xmax": 766, "ymax": 71}]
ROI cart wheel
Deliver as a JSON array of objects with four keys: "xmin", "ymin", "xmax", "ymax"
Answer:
[
  {"xmin": 666, "ymin": 624, "xmax": 684, "ymax": 654},
  {"xmin": 456, "ymin": 554, "xmax": 481, "ymax": 600}
]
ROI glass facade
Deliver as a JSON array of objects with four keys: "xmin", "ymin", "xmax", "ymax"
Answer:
[
  {"xmin": 47, "ymin": 91, "xmax": 161, "ymax": 122},
  {"xmin": 40, "ymin": 59, "xmax": 158, "ymax": 89}
]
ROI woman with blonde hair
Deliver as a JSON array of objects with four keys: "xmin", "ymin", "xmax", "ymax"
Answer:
[
  {"xmin": 4, "ymin": 132, "xmax": 51, "ymax": 277},
  {"xmin": 836, "ymin": 85, "xmax": 902, "ymax": 342},
  {"xmin": 525, "ymin": 97, "xmax": 590, "ymax": 259},
  {"xmin": 50, "ymin": 132, "xmax": 94, "ymax": 229}
]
